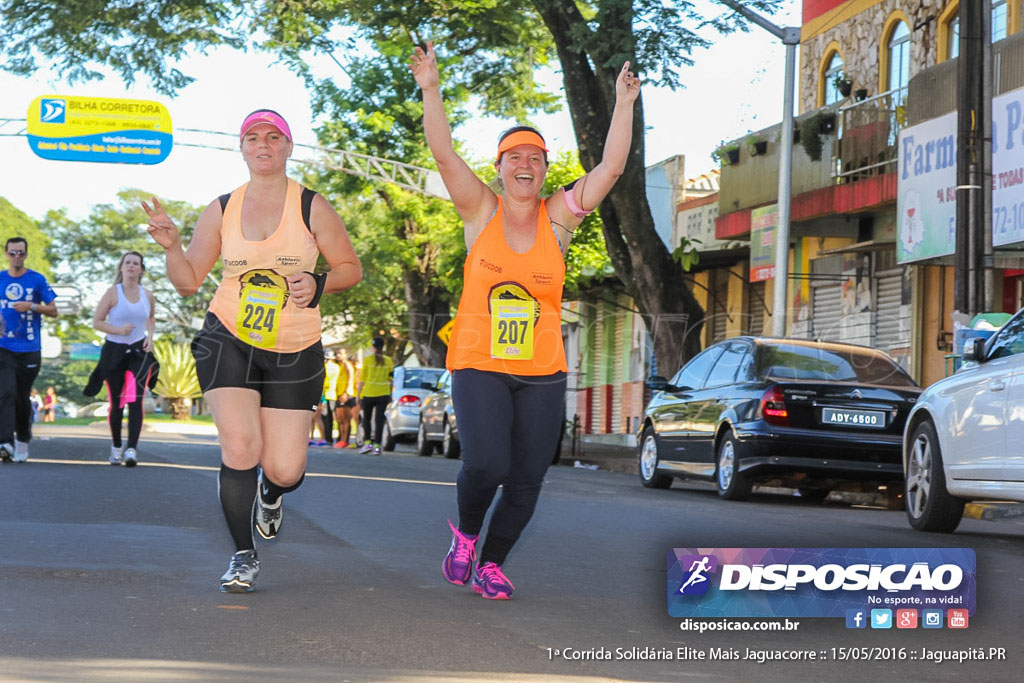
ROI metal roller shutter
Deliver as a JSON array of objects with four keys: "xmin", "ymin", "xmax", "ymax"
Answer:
[
  {"xmin": 874, "ymin": 269, "xmax": 904, "ymax": 353},
  {"xmin": 812, "ymin": 284, "xmax": 843, "ymax": 342},
  {"xmin": 746, "ymin": 281, "xmax": 767, "ymax": 336},
  {"xmin": 611, "ymin": 298, "xmax": 626, "ymax": 433}
]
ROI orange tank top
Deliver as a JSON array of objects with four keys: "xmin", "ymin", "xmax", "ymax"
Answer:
[
  {"xmin": 208, "ymin": 179, "xmax": 321, "ymax": 352},
  {"xmin": 446, "ymin": 198, "xmax": 568, "ymax": 375}
]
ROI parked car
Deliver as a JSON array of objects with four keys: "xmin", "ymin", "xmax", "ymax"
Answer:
[
  {"xmin": 417, "ymin": 369, "xmax": 460, "ymax": 459},
  {"xmin": 638, "ymin": 337, "xmax": 922, "ymax": 501},
  {"xmin": 381, "ymin": 366, "xmax": 446, "ymax": 451},
  {"xmin": 903, "ymin": 309, "xmax": 1024, "ymax": 532}
]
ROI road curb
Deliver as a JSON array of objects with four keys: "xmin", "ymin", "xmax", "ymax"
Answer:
[{"xmin": 964, "ymin": 502, "xmax": 1024, "ymax": 520}]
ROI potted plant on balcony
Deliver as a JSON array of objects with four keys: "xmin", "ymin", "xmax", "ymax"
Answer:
[
  {"xmin": 797, "ymin": 112, "xmax": 836, "ymax": 162},
  {"xmin": 745, "ymin": 133, "xmax": 768, "ymax": 156},
  {"xmin": 712, "ymin": 142, "xmax": 741, "ymax": 166},
  {"xmin": 833, "ymin": 74, "xmax": 853, "ymax": 98}
]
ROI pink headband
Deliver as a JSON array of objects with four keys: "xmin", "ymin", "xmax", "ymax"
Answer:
[{"xmin": 239, "ymin": 110, "xmax": 292, "ymax": 141}]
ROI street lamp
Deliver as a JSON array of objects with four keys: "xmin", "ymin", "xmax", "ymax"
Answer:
[{"xmin": 721, "ymin": 1, "xmax": 799, "ymax": 337}]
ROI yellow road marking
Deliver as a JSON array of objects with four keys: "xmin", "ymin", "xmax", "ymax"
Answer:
[{"xmin": 20, "ymin": 458, "xmax": 456, "ymax": 487}]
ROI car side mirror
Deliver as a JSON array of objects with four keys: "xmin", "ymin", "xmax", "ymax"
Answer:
[
  {"xmin": 961, "ymin": 336, "xmax": 987, "ymax": 363},
  {"xmin": 646, "ymin": 375, "xmax": 669, "ymax": 391}
]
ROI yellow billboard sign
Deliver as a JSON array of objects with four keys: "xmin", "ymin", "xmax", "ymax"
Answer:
[{"xmin": 27, "ymin": 95, "xmax": 173, "ymax": 164}]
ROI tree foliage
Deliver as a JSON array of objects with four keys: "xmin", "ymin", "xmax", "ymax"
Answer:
[
  {"xmin": 40, "ymin": 189, "xmax": 217, "ymax": 335},
  {"xmin": 0, "ymin": 196, "xmax": 54, "ymax": 279},
  {"xmin": 0, "ymin": 0, "xmax": 785, "ymax": 372}
]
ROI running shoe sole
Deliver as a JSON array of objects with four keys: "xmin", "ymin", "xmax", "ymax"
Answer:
[
  {"xmin": 219, "ymin": 579, "xmax": 255, "ymax": 593},
  {"xmin": 472, "ymin": 582, "xmax": 513, "ymax": 600}
]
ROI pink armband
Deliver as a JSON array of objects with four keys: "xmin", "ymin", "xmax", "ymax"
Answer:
[{"xmin": 563, "ymin": 181, "xmax": 593, "ymax": 218}]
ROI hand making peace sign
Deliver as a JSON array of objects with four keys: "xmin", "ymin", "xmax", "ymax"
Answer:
[{"xmin": 141, "ymin": 197, "xmax": 182, "ymax": 251}]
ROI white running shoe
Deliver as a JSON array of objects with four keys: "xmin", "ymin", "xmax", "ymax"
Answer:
[
  {"xmin": 0, "ymin": 442, "xmax": 14, "ymax": 463},
  {"xmin": 110, "ymin": 446, "xmax": 124, "ymax": 465},
  {"xmin": 123, "ymin": 448, "xmax": 138, "ymax": 468},
  {"xmin": 254, "ymin": 474, "xmax": 283, "ymax": 540},
  {"xmin": 13, "ymin": 439, "xmax": 29, "ymax": 462},
  {"xmin": 219, "ymin": 550, "xmax": 259, "ymax": 593}
]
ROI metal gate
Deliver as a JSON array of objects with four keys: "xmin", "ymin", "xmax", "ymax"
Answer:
[
  {"xmin": 812, "ymin": 284, "xmax": 843, "ymax": 342},
  {"xmin": 874, "ymin": 269, "xmax": 905, "ymax": 354},
  {"xmin": 711, "ymin": 269, "xmax": 729, "ymax": 343},
  {"xmin": 746, "ymin": 280, "xmax": 767, "ymax": 336}
]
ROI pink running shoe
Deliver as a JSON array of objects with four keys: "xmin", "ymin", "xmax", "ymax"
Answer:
[
  {"xmin": 442, "ymin": 519, "xmax": 477, "ymax": 586},
  {"xmin": 472, "ymin": 561, "xmax": 515, "ymax": 600}
]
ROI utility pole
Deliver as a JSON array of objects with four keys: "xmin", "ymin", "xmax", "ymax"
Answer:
[
  {"xmin": 721, "ymin": 1, "xmax": 800, "ymax": 336},
  {"xmin": 955, "ymin": 0, "xmax": 992, "ymax": 317}
]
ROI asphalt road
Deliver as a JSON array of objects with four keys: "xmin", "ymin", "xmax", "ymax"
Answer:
[{"xmin": 1, "ymin": 425, "xmax": 1021, "ymax": 682}]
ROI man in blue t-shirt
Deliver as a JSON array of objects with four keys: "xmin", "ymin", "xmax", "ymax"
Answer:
[{"xmin": 1, "ymin": 237, "xmax": 58, "ymax": 462}]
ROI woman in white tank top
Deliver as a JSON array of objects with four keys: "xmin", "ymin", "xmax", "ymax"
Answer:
[{"xmin": 89, "ymin": 252, "xmax": 157, "ymax": 467}]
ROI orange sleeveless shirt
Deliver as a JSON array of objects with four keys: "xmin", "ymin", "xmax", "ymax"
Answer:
[
  {"xmin": 207, "ymin": 179, "xmax": 322, "ymax": 352},
  {"xmin": 446, "ymin": 198, "xmax": 568, "ymax": 375}
]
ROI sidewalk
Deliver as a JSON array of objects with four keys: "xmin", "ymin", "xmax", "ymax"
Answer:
[{"xmin": 555, "ymin": 440, "xmax": 638, "ymax": 476}]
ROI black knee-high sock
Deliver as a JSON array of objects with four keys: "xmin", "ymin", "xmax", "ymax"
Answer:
[
  {"xmin": 260, "ymin": 472, "xmax": 306, "ymax": 505},
  {"xmin": 219, "ymin": 464, "xmax": 258, "ymax": 552}
]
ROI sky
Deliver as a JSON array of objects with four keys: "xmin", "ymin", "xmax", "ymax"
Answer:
[{"xmin": 0, "ymin": 2, "xmax": 800, "ymax": 223}]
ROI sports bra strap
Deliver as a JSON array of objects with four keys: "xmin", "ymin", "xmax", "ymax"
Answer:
[{"xmin": 217, "ymin": 187, "xmax": 317, "ymax": 232}]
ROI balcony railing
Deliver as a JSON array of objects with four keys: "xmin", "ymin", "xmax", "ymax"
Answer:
[{"xmin": 834, "ymin": 86, "xmax": 908, "ymax": 181}]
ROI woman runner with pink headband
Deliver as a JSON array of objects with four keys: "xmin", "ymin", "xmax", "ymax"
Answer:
[{"xmin": 143, "ymin": 108, "xmax": 362, "ymax": 593}]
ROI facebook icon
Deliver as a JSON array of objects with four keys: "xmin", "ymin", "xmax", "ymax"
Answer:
[{"xmin": 846, "ymin": 609, "xmax": 867, "ymax": 629}]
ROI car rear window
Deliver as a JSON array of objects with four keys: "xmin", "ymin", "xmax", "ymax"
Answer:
[
  {"xmin": 402, "ymin": 368, "xmax": 445, "ymax": 389},
  {"xmin": 757, "ymin": 343, "xmax": 917, "ymax": 386}
]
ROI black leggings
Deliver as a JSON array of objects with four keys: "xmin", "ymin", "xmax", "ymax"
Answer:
[
  {"xmin": 451, "ymin": 368, "xmax": 566, "ymax": 565},
  {"xmin": 0, "ymin": 349, "xmax": 40, "ymax": 444},
  {"xmin": 107, "ymin": 373, "xmax": 145, "ymax": 449},
  {"xmin": 360, "ymin": 395, "xmax": 389, "ymax": 444}
]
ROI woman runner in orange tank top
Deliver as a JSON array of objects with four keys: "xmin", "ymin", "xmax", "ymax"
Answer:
[
  {"xmin": 142, "ymin": 109, "xmax": 362, "ymax": 593},
  {"xmin": 412, "ymin": 40, "xmax": 640, "ymax": 600}
]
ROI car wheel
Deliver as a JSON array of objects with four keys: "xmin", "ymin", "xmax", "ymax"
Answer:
[
  {"xmin": 638, "ymin": 426, "xmax": 672, "ymax": 489},
  {"xmin": 442, "ymin": 418, "xmax": 461, "ymax": 459},
  {"xmin": 715, "ymin": 431, "xmax": 752, "ymax": 501},
  {"xmin": 416, "ymin": 420, "xmax": 433, "ymax": 457},
  {"xmin": 905, "ymin": 420, "xmax": 964, "ymax": 532},
  {"xmin": 381, "ymin": 422, "xmax": 396, "ymax": 452}
]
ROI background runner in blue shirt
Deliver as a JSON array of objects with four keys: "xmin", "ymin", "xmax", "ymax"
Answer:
[{"xmin": 0, "ymin": 236, "xmax": 58, "ymax": 462}]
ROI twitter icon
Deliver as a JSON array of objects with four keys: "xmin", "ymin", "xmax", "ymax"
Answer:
[{"xmin": 870, "ymin": 609, "xmax": 893, "ymax": 629}]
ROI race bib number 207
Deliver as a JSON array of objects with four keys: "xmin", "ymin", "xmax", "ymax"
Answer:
[{"xmin": 490, "ymin": 299, "xmax": 534, "ymax": 360}]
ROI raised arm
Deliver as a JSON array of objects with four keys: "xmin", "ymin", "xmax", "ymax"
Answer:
[
  {"xmin": 548, "ymin": 62, "xmax": 641, "ymax": 250},
  {"xmin": 411, "ymin": 40, "xmax": 496, "ymax": 238},
  {"xmin": 142, "ymin": 197, "xmax": 222, "ymax": 297}
]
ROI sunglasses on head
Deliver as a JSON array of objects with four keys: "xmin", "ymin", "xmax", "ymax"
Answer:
[{"xmin": 7, "ymin": 250, "xmax": 26, "ymax": 256}]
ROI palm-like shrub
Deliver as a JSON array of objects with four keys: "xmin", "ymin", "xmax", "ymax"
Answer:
[{"xmin": 152, "ymin": 340, "xmax": 202, "ymax": 419}]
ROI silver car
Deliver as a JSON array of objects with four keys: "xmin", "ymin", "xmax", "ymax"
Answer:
[
  {"xmin": 903, "ymin": 308, "xmax": 1024, "ymax": 532},
  {"xmin": 381, "ymin": 366, "xmax": 446, "ymax": 451}
]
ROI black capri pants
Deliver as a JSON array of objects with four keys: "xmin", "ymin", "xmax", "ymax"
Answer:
[{"xmin": 451, "ymin": 368, "xmax": 567, "ymax": 566}]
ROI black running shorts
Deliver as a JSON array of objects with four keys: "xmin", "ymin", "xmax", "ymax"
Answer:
[{"xmin": 191, "ymin": 313, "xmax": 324, "ymax": 411}]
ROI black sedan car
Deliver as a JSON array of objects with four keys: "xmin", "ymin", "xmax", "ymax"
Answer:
[{"xmin": 638, "ymin": 337, "xmax": 921, "ymax": 501}]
